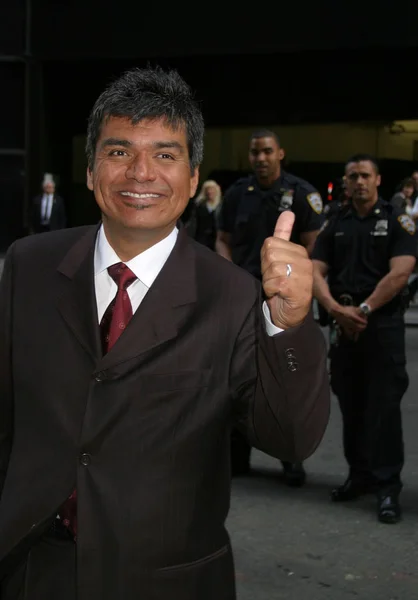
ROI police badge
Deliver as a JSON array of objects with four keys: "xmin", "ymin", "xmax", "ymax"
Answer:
[
  {"xmin": 371, "ymin": 219, "xmax": 388, "ymax": 236},
  {"xmin": 280, "ymin": 190, "xmax": 294, "ymax": 211}
]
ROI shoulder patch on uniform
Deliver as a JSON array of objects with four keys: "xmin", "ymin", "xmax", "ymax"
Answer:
[
  {"xmin": 397, "ymin": 214, "xmax": 416, "ymax": 235},
  {"xmin": 306, "ymin": 192, "xmax": 323, "ymax": 214}
]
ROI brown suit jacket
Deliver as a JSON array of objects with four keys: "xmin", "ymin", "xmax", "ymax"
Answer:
[{"xmin": 0, "ymin": 225, "xmax": 330, "ymax": 600}]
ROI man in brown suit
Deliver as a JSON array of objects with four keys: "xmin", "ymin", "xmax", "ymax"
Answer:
[{"xmin": 0, "ymin": 67, "xmax": 330, "ymax": 599}]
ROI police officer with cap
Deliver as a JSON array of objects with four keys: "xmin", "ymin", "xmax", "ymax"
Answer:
[
  {"xmin": 312, "ymin": 153, "xmax": 416, "ymax": 524},
  {"xmin": 216, "ymin": 129, "xmax": 323, "ymax": 486}
]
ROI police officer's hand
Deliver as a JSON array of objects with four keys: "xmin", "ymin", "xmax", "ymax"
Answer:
[
  {"xmin": 261, "ymin": 211, "xmax": 313, "ymax": 330},
  {"xmin": 330, "ymin": 306, "xmax": 367, "ymax": 337}
]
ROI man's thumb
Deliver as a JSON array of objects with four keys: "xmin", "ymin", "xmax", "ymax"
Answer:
[{"xmin": 273, "ymin": 210, "xmax": 295, "ymax": 241}]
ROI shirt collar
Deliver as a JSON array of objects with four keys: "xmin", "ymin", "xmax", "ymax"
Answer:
[
  {"xmin": 252, "ymin": 172, "xmax": 285, "ymax": 193},
  {"xmin": 343, "ymin": 197, "xmax": 386, "ymax": 219},
  {"xmin": 94, "ymin": 224, "xmax": 178, "ymax": 288}
]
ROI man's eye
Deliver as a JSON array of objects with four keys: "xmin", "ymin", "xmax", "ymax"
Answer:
[
  {"xmin": 110, "ymin": 150, "xmax": 127, "ymax": 156},
  {"xmin": 158, "ymin": 153, "xmax": 174, "ymax": 159}
]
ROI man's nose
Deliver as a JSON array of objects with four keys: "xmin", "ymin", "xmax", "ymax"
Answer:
[{"xmin": 126, "ymin": 152, "xmax": 157, "ymax": 182}]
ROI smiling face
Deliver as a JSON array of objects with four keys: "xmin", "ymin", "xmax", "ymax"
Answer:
[
  {"xmin": 87, "ymin": 116, "xmax": 199, "ymax": 244},
  {"xmin": 249, "ymin": 136, "xmax": 284, "ymax": 188}
]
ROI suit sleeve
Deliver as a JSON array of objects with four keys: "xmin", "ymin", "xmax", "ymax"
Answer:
[
  {"xmin": 230, "ymin": 290, "xmax": 330, "ymax": 462},
  {"xmin": 0, "ymin": 245, "xmax": 15, "ymax": 498}
]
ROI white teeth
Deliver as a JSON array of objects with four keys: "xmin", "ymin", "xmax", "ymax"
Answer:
[{"xmin": 120, "ymin": 192, "xmax": 160, "ymax": 199}]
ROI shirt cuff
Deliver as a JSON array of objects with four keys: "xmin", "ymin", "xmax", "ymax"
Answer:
[{"xmin": 262, "ymin": 301, "xmax": 284, "ymax": 336}]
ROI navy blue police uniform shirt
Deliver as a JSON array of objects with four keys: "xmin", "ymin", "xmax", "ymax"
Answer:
[
  {"xmin": 322, "ymin": 199, "xmax": 345, "ymax": 219},
  {"xmin": 312, "ymin": 198, "xmax": 417, "ymax": 312},
  {"xmin": 218, "ymin": 172, "xmax": 323, "ymax": 280}
]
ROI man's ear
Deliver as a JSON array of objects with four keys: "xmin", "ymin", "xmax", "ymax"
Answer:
[
  {"xmin": 87, "ymin": 167, "xmax": 94, "ymax": 191},
  {"xmin": 190, "ymin": 167, "xmax": 199, "ymax": 198}
]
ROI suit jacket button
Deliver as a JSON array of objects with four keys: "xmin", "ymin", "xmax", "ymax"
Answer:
[
  {"xmin": 285, "ymin": 348, "xmax": 295, "ymax": 359},
  {"xmin": 95, "ymin": 372, "xmax": 106, "ymax": 382},
  {"xmin": 287, "ymin": 361, "xmax": 299, "ymax": 372},
  {"xmin": 80, "ymin": 453, "xmax": 91, "ymax": 467}
]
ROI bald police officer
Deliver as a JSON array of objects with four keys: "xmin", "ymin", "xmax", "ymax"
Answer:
[
  {"xmin": 312, "ymin": 153, "xmax": 416, "ymax": 524},
  {"xmin": 216, "ymin": 129, "xmax": 323, "ymax": 486}
]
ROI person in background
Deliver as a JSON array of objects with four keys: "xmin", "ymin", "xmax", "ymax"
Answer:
[
  {"xmin": 411, "ymin": 170, "xmax": 418, "ymax": 201},
  {"xmin": 313, "ymin": 153, "xmax": 416, "ymax": 524},
  {"xmin": 216, "ymin": 129, "xmax": 323, "ymax": 486},
  {"xmin": 29, "ymin": 173, "xmax": 67, "ymax": 234},
  {"xmin": 188, "ymin": 179, "xmax": 222, "ymax": 250},
  {"xmin": 391, "ymin": 178, "xmax": 416, "ymax": 213}
]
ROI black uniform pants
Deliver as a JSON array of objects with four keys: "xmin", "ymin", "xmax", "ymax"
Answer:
[{"xmin": 330, "ymin": 314, "xmax": 408, "ymax": 494}]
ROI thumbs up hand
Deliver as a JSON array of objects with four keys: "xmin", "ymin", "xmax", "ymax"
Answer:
[{"xmin": 261, "ymin": 211, "xmax": 313, "ymax": 330}]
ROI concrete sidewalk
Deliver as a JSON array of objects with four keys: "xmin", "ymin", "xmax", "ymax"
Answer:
[{"xmin": 405, "ymin": 304, "xmax": 418, "ymax": 326}]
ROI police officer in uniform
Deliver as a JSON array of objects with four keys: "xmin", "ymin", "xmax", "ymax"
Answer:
[
  {"xmin": 312, "ymin": 154, "xmax": 416, "ymax": 524},
  {"xmin": 216, "ymin": 129, "xmax": 323, "ymax": 486}
]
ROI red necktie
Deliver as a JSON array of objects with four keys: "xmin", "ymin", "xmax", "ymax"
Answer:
[
  {"xmin": 100, "ymin": 262, "xmax": 137, "ymax": 352},
  {"xmin": 59, "ymin": 262, "xmax": 137, "ymax": 539}
]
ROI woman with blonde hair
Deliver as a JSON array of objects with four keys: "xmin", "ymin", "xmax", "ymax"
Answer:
[{"xmin": 190, "ymin": 179, "xmax": 222, "ymax": 250}]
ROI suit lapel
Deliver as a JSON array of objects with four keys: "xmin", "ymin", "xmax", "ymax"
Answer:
[
  {"xmin": 98, "ymin": 227, "xmax": 197, "ymax": 374},
  {"xmin": 56, "ymin": 225, "xmax": 197, "ymax": 374},
  {"xmin": 56, "ymin": 226, "xmax": 102, "ymax": 364}
]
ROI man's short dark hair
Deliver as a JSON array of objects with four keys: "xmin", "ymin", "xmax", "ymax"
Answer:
[
  {"xmin": 345, "ymin": 153, "xmax": 380, "ymax": 174},
  {"xmin": 86, "ymin": 66, "xmax": 204, "ymax": 171},
  {"xmin": 250, "ymin": 129, "xmax": 281, "ymax": 147}
]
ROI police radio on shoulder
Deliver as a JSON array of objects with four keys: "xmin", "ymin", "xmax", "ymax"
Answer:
[{"xmin": 359, "ymin": 302, "xmax": 372, "ymax": 317}]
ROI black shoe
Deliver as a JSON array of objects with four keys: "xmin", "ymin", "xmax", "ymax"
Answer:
[
  {"xmin": 331, "ymin": 478, "xmax": 372, "ymax": 502},
  {"xmin": 282, "ymin": 462, "xmax": 306, "ymax": 487},
  {"xmin": 378, "ymin": 495, "xmax": 401, "ymax": 524}
]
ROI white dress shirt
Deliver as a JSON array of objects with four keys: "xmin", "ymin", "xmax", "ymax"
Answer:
[
  {"xmin": 41, "ymin": 194, "xmax": 54, "ymax": 225},
  {"xmin": 40, "ymin": 194, "xmax": 54, "ymax": 224},
  {"xmin": 94, "ymin": 225, "xmax": 283, "ymax": 335}
]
